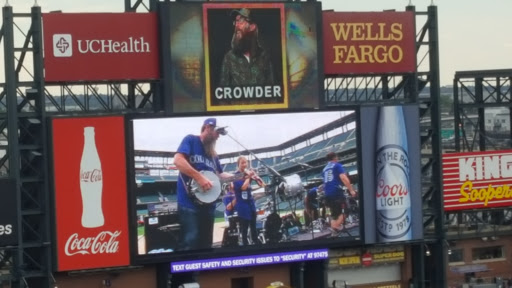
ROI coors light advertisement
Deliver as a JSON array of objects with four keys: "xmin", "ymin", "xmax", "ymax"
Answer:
[
  {"xmin": 51, "ymin": 116, "xmax": 130, "ymax": 271},
  {"xmin": 360, "ymin": 105, "xmax": 423, "ymax": 244}
]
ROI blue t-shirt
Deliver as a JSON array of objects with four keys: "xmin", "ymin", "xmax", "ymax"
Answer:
[
  {"xmin": 322, "ymin": 161, "xmax": 346, "ymax": 198},
  {"xmin": 233, "ymin": 171, "xmax": 256, "ymax": 220},
  {"xmin": 308, "ymin": 187, "xmax": 318, "ymax": 199},
  {"xmin": 307, "ymin": 187, "xmax": 318, "ymax": 208},
  {"xmin": 176, "ymin": 135, "xmax": 223, "ymax": 210},
  {"xmin": 223, "ymin": 191, "xmax": 235, "ymax": 216}
]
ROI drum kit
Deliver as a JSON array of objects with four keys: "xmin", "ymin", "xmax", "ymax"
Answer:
[{"xmin": 222, "ymin": 212, "xmax": 242, "ymax": 248}]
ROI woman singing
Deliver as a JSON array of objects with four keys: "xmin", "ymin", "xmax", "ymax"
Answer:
[{"xmin": 233, "ymin": 156, "xmax": 265, "ymax": 246}]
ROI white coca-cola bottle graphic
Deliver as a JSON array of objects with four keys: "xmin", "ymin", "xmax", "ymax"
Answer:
[
  {"xmin": 375, "ymin": 106, "xmax": 412, "ymax": 242},
  {"xmin": 80, "ymin": 126, "xmax": 104, "ymax": 228}
]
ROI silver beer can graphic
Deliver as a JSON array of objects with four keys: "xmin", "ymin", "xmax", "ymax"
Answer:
[{"xmin": 376, "ymin": 106, "xmax": 412, "ymax": 242}]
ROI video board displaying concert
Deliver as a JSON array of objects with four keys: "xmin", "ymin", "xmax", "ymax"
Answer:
[{"xmin": 127, "ymin": 110, "xmax": 361, "ymax": 262}]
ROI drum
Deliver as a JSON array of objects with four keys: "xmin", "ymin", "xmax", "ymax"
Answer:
[
  {"xmin": 264, "ymin": 212, "xmax": 282, "ymax": 244},
  {"xmin": 226, "ymin": 212, "xmax": 239, "ymax": 235},
  {"xmin": 281, "ymin": 174, "xmax": 304, "ymax": 197}
]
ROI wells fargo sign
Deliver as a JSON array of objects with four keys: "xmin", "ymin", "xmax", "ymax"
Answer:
[
  {"xmin": 322, "ymin": 11, "xmax": 415, "ymax": 76},
  {"xmin": 443, "ymin": 150, "xmax": 512, "ymax": 211}
]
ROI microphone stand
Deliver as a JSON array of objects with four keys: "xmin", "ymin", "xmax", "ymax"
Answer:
[
  {"xmin": 224, "ymin": 133, "xmax": 285, "ymax": 213},
  {"xmin": 224, "ymin": 132, "xmax": 285, "ymax": 243}
]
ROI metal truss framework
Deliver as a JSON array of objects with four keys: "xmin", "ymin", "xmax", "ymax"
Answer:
[
  {"xmin": 0, "ymin": 1, "xmax": 446, "ymax": 288},
  {"xmin": 453, "ymin": 69, "xmax": 512, "ymax": 152},
  {"xmin": 325, "ymin": 5, "xmax": 445, "ymax": 288},
  {"xmin": 449, "ymin": 70, "xmax": 512, "ymax": 246},
  {"xmin": 0, "ymin": 0, "xmax": 157, "ymax": 287}
]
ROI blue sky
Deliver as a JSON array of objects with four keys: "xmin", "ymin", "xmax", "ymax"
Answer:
[{"xmin": 6, "ymin": 0, "xmax": 512, "ymax": 86}]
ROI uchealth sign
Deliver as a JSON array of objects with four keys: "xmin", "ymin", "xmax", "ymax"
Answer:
[
  {"xmin": 43, "ymin": 13, "xmax": 159, "ymax": 82},
  {"xmin": 51, "ymin": 116, "xmax": 130, "ymax": 271},
  {"xmin": 322, "ymin": 11, "xmax": 416, "ymax": 76},
  {"xmin": 443, "ymin": 150, "xmax": 512, "ymax": 211}
]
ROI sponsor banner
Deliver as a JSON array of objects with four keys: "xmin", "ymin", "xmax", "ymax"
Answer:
[
  {"xmin": 0, "ymin": 179, "xmax": 18, "ymax": 247},
  {"xmin": 168, "ymin": 2, "xmax": 322, "ymax": 112},
  {"xmin": 338, "ymin": 255, "xmax": 361, "ymax": 266},
  {"xmin": 330, "ymin": 251, "xmax": 404, "ymax": 268},
  {"xmin": 360, "ymin": 105, "xmax": 423, "ymax": 244},
  {"xmin": 442, "ymin": 150, "xmax": 512, "ymax": 211},
  {"xmin": 43, "ymin": 13, "xmax": 159, "ymax": 82},
  {"xmin": 52, "ymin": 116, "xmax": 130, "ymax": 271},
  {"xmin": 170, "ymin": 249, "xmax": 328, "ymax": 273},
  {"xmin": 351, "ymin": 282, "xmax": 402, "ymax": 288},
  {"xmin": 323, "ymin": 11, "xmax": 416, "ymax": 76},
  {"xmin": 372, "ymin": 251, "xmax": 404, "ymax": 263}
]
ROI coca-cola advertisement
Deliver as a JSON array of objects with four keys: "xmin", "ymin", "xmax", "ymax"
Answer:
[
  {"xmin": 359, "ymin": 105, "xmax": 423, "ymax": 244},
  {"xmin": 51, "ymin": 116, "xmax": 130, "ymax": 271},
  {"xmin": 42, "ymin": 13, "xmax": 159, "ymax": 82},
  {"xmin": 127, "ymin": 110, "xmax": 362, "ymax": 264}
]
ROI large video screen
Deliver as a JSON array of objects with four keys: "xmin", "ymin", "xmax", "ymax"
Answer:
[
  {"xmin": 128, "ymin": 110, "xmax": 361, "ymax": 262},
  {"xmin": 165, "ymin": 1, "xmax": 323, "ymax": 112}
]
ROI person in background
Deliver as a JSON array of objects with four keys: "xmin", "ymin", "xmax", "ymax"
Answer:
[{"xmin": 322, "ymin": 152, "xmax": 357, "ymax": 233}]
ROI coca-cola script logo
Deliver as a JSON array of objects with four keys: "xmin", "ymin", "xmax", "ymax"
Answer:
[
  {"xmin": 64, "ymin": 231, "xmax": 121, "ymax": 256},
  {"xmin": 80, "ymin": 169, "xmax": 102, "ymax": 182}
]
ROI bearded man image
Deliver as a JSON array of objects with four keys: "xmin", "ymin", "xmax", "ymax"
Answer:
[
  {"xmin": 219, "ymin": 8, "xmax": 275, "ymax": 86},
  {"xmin": 174, "ymin": 118, "xmax": 233, "ymax": 251}
]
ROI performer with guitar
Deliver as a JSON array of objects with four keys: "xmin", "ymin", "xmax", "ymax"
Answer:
[
  {"xmin": 232, "ymin": 156, "xmax": 265, "ymax": 246},
  {"xmin": 174, "ymin": 118, "xmax": 233, "ymax": 251}
]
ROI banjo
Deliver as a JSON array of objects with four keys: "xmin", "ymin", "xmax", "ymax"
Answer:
[{"xmin": 188, "ymin": 170, "xmax": 247, "ymax": 204}]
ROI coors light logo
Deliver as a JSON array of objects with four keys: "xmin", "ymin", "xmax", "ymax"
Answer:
[{"xmin": 375, "ymin": 106, "xmax": 412, "ymax": 242}]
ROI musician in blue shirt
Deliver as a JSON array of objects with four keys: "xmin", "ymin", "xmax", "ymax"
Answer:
[
  {"xmin": 174, "ymin": 118, "xmax": 233, "ymax": 250},
  {"xmin": 223, "ymin": 182, "xmax": 236, "ymax": 220},
  {"xmin": 304, "ymin": 186, "xmax": 319, "ymax": 227},
  {"xmin": 322, "ymin": 152, "xmax": 357, "ymax": 233},
  {"xmin": 233, "ymin": 156, "xmax": 265, "ymax": 246}
]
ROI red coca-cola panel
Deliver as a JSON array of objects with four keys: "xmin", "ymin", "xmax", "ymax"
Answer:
[
  {"xmin": 51, "ymin": 116, "xmax": 130, "ymax": 271},
  {"xmin": 43, "ymin": 13, "xmax": 160, "ymax": 82},
  {"xmin": 323, "ymin": 11, "xmax": 416, "ymax": 76},
  {"xmin": 443, "ymin": 150, "xmax": 512, "ymax": 211}
]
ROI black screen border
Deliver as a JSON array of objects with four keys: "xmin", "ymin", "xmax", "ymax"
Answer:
[{"xmin": 125, "ymin": 107, "xmax": 365, "ymax": 265}]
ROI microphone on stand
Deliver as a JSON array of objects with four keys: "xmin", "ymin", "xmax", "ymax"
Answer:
[{"xmin": 216, "ymin": 127, "xmax": 228, "ymax": 136}]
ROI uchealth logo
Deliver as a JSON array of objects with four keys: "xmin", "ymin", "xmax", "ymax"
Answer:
[
  {"xmin": 64, "ymin": 231, "xmax": 121, "ymax": 256},
  {"xmin": 53, "ymin": 34, "xmax": 72, "ymax": 57}
]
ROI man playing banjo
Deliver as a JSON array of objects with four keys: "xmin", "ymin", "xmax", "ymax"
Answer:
[{"xmin": 174, "ymin": 118, "xmax": 233, "ymax": 250}]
